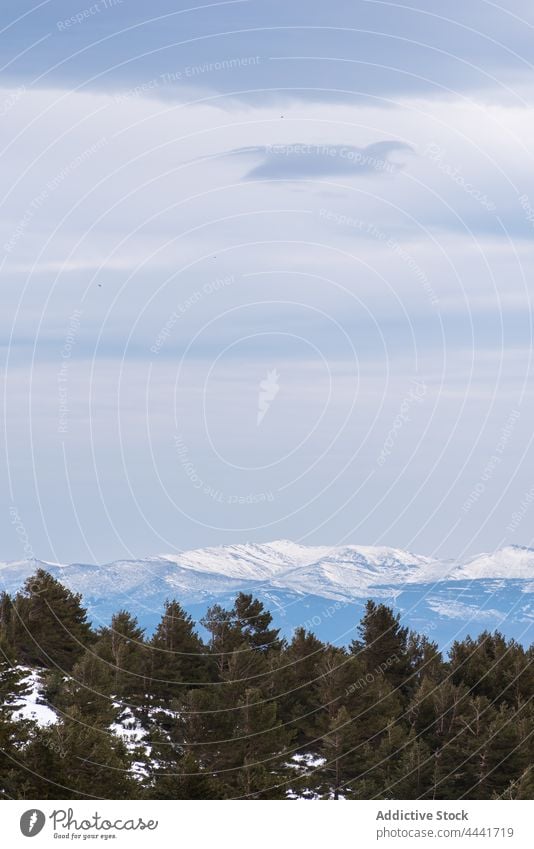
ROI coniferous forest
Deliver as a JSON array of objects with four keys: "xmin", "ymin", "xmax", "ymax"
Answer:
[{"xmin": 0, "ymin": 569, "xmax": 533, "ymax": 800}]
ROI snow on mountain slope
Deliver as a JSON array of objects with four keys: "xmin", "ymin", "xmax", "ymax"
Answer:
[
  {"xmin": 1, "ymin": 542, "xmax": 533, "ymax": 646},
  {"xmin": 0, "ymin": 557, "xmax": 245, "ymax": 604},
  {"xmin": 269, "ymin": 545, "xmax": 452, "ymax": 600},
  {"xmin": 0, "ymin": 541, "xmax": 533, "ymax": 617},
  {"xmin": 1, "ymin": 542, "xmax": 533, "ymax": 604},
  {"xmin": 451, "ymin": 545, "xmax": 534, "ymax": 580},
  {"xmin": 160, "ymin": 540, "xmax": 331, "ymax": 580}
]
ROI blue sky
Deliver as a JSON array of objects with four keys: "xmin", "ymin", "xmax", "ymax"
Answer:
[{"xmin": 2, "ymin": 0, "xmax": 534, "ymax": 564}]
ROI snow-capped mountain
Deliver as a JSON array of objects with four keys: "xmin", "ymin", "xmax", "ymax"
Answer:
[{"xmin": 1, "ymin": 541, "xmax": 533, "ymax": 647}]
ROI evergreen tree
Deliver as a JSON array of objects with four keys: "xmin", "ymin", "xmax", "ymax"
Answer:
[
  {"xmin": 512, "ymin": 766, "xmax": 534, "ymax": 800},
  {"xmin": 93, "ymin": 611, "xmax": 150, "ymax": 717},
  {"xmin": 22, "ymin": 708, "xmax": 136, "ymax": 799},
  {"xmin": 228, "ymin": 686, "xmax": 290, "ymax": 798},
  {"xmin": 232, "ymin": 593, "xmax": 282, "ymax": 652},
  {"xmin": 0, "ymin": 592, "xmax": 532, "ymax": 801},
  {"xmin": 469, "ymin": 704, "xmax": 527, "ymax": 799},
  {"xmin": 148, "ymin": 749, "xmax": 217, "ymax": 799},
  {"xmin": 0, "ymin": 656, "xmax": 33, "ymax": 716},
  {"xmin": 202, "ymin": 593, "xmax": 282, "ymax": 676},
  {"xmin": 320, "ymin": 705, "xmax": 353, "ymax": 799},
  {"xmin": 0, "ymin": 592, "xmax": 16, "ymax": 658},
  {"xmin": 276, "ymin": 627, "xmax": 326, "ymax": 746},
  {"xmin": 12, "ymin": 570, "xmax": 93, "ymax": 671},
  {"xmin": 149, "ymin": 600, "xmax": 212, "ymax": 705},
  {"xmin": 57, "ymin": 649, "xmax": 119, "ymax": 727},
  {"xmin": 351, "ymin": 600, "xmax": 413, "ymax": 698},
  {"xmin": 315, "ymin": 648, "xmax": 405, "ymax": 799},
  {"xmin": 182, "ymin": 686, "xmax": 230, "ymax": 785},
  {"xmin": 201, "ymin": 603, "xmax": 237, "ymax": 675},
  {"xmin": 0, "ymin": 659, "xmax": 34, "ymax": 799},
  {"xmin": 450, "ymin": 632, "xmax": 533, "ymax": 709},
  {"xmin": 429, "ymin": 693, "xmax": 493, "ymax": 799},
  {"xmin": 393, "ymin": 731, "xmax": 434, "ymax": 799}
]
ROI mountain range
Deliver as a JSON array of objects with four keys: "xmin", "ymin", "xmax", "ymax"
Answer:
[{"xmin": 1, "ymin": 540, "xmax": 533, "ymax": 648}]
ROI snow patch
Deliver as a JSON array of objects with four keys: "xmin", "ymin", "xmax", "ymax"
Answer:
[
  {"xmin": 426, "ymin": 599, "xmax": 506, "ymax": 623},
  {"xmin": 14, "ymin": 669, "xmax": 58, "ymax": 727}
]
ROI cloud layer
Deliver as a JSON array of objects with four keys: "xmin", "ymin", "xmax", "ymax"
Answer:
[{"xmin": 1, "ymin": 2, "xmax": 534, "ymax": 565}]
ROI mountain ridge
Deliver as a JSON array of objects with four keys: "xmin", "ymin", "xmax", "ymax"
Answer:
[
  {"xmin": 2, "ymin": 540, "xmax": 534, "ymax": 594},
  {"xmin": 1, "ymin": 541, "xmax": 533, "ymax": 646}
]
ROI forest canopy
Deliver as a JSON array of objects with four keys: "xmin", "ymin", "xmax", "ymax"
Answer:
[{"xmin": 0, "ymin": 570, "xmax": 532, "ymax": 800}]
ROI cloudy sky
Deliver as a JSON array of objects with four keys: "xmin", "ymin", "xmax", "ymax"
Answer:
[{"xmin": 2, "ymin": 0, "xmax": 534, "ymax": 564}]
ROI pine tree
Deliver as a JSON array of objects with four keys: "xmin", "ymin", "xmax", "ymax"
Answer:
[
  {"xmin": 314, "ymin": 648, "xmax": 405, "ymax": 799},
  {"xmin": 429, "ymin": 693, "xmax": 493, "ymax": 799},
  {"xmin": 149, "ymin": 600, "xmax": 212, "ymax": 706},
  {"xmin": 201, "ymin": 593, "xmax": 282, "ymax": 676},
  {"xmin": 393, "ymin": 731, "xmax": 434, "ymax": 799},
  {"xmin": 0, "ymin": 592, "xmax": 16, "ymax": 658},
  {"xmin": 0, "ymin": 590, "xmax": 532, "ymax": 801},
  {"xmin": 321, "ymin": 705, "xmax": 352, "ymax": 799},
  {"xmin": 148, "ymin": 749, "xmax": 217, "ymax": 799},
  {"xmin": 93, "ymin": 611, "xmax": 150, "ymax": 718},
  {"xmin": 201, "ymin": 603, "xmax": 236, "ymax": 675},
  {"xmin": 57, "ymin": 649, "xmax": 119, "ymax": 727},
  {"xmin": 314, "ymin": 648, "xmax": 361, "ymax": 796},
  {"xmin": 450, "ymin": 632, "xmax": 533, "ymax": 710},
  {"xmin": 12, "ymin": 570, "xmax": 93, "ymax": 671},
  {"xmin": 0, "ymin": 657, "xmax": 34, "ymax": 799},
  {"xmin": 22, "ymin": 708, "xmax": 137, "ymax": 799},
  {"xmin": 182, "ymin": 686, "xmax": 231, "ymax": 787},
  {"xmin": 512, "ymin": 766, "xmax": 534, "ymax": 800},
  {"xmin": 351, "ymin": 600, "xmax": 414, "ymax": 698},
  {"xmin": 229, "ymin": 686, "xmax": 290, "ymax": 798},
  {"xmin": 469, "ymin": 704, "xmax": 527, "ymax": 799},
  {"xmin": 232, "ymin": 593, "xmax": 282, "ymax": 652},
  {"xmin": 408, "ymin": 632, "xmax": 444, "ymax": 685},
  {"xmin": 0, "ymin": 655, "xmax": 32, "ymax": 716},
  {"xmin": 276, "ymin": 627, "xmax": 326, "ymax": 746}
]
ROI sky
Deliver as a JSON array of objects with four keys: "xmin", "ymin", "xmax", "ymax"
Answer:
[{"xmin": 2, "ymin": 0, "xmax": 534, "ymax": 564}]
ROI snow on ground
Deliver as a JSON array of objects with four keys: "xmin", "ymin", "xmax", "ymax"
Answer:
[
  {"xmin": 285, "ymin": 751, "xmax": 327, "ymax": 799},
  {"xmin": 110, "ymin": 705, "xmax": 157, "ymax": 779},
  {"xmin": 426, "ymin": 599, "xmax": 506, "ymax": 623},
  {"xmin": 290, "ymin": 752, "xmax": 326, "ymax": 769},
  {"xmin": 14, "ymin": 669, "xmax": 58, "ymax": 726},
  {"xmin": 110, "ymin": 705, "xmax": 147, "ymax": 745}
]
